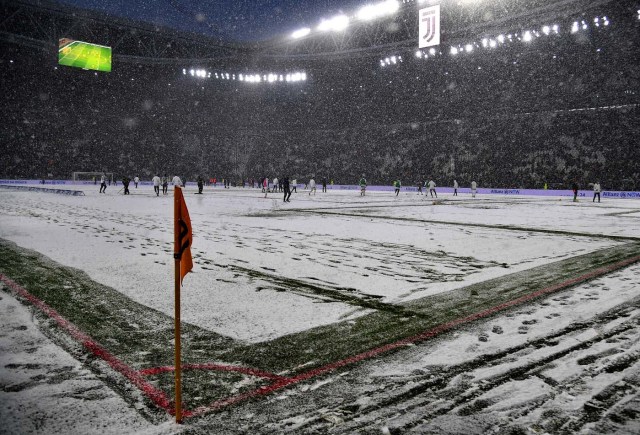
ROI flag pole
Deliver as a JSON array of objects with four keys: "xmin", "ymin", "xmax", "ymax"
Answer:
[{"xmin": 173, "ymin": 186, "xmax": 182, "ymax": 423}]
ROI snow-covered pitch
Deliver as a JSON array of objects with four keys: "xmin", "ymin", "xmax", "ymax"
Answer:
[{"xmin": 1, "ymin": 184, "xmax": 639, "ymax": 434}]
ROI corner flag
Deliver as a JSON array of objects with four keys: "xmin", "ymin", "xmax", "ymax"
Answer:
[
  {"xmin": 173, "ymin": 185, "xmax": 192, "ymax": 423},
  {"xmin": 174, "ymin": 186, "xmax": 193, "ymax": 284}
]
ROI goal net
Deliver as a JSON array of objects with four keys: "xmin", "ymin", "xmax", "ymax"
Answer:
[{"xmin": 72, "ymin": 172, "xmax": 114, "ymax": 184}]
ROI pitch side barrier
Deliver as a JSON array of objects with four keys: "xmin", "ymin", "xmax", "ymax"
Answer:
[
  {"xmin": 325, "ymin": 184, "xmax": 640, "ymax": 199},
  {"xmin": 0, "ymin": 184, "xmax": 85, "ymax": 196}
]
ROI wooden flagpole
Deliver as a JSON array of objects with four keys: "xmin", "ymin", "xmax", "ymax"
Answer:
[{"xmin": 173, "ymin": 186, "xmax": 182, "ymax": 423}]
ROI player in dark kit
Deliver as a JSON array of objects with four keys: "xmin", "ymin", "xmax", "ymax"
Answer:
[
  {"xmin": 197, "ymin": 176, "xmax": 204, "ymax": 194},
  {"xmin": 122, "ymin": 176, "xmax": 130, "ymax": 195},
  {"xmin": 283, "ymin": 176, "xmax": 292, "ymax": 202},
  {"xmin": 162, "ymin": 175, "xmax": 168, "ymax": 195}
]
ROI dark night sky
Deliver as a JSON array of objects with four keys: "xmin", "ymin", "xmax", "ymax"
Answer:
[{"xmin": 56, "ymin": 0, "xmax": 370, "ymax": 42}]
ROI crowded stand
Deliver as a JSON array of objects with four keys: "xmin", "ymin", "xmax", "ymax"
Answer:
[{"xmin": 0, "ymin": 1, "xmax": 638, "ymax": 190}]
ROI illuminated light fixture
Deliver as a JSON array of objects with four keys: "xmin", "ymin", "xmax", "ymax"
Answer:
[
  {"xmin": 465, "ymin": 44, "xmax": 473, "ymax": 53},
  {"xmin": 357, "ymin": 0, "xmax": 399, "ymax": 21},
  {"xmin": 208, "ymin": 72, "xmax": 211, "ymax": 78},
  {"xmin": 523, "ymin": 31, "xmax": 532, "ymax": 42},
  {"xmin": 182, "ymin": 68, "xmax": 186, "ymax": 75},
  {"xmin": 497, "ymin": 34, "xmax": 505, "ymax": 43},
  {"xmin": 239, "ymin": 74, "xmax": 244, "ymax": 81},
  {"xmin": 429, "ymin": 48, "xmax": 436, "ymax": 55},
  {"xmin": 391, "ymin": 55, "xmax": 397, "ymax": 64},
  {"xmin": 603, "ymin": 16, "xmax": 609, "ymax": 26},
  {"xmin": 481, "ymin": 38, "xmax": 488, "ymax": 48},
  {"xmin": 489, "ymin": 39, "xmax": 497, "ymax": 48},
  {"xmin": 542, "ymin": 25, "xmax": 550, "ymax": 35},
  {"xmin": 581, "ymin": 20, "xmax": 588, "ymax": 30},
  {"xmin": 279, "ymin": 75, "xmax": 284, "ymax": 81},
  {"xmin": 571, "ymin": 21, "xmax": 579, "ymax": 33},
  {"xmin": 450, "ymin": 47, "xmax": 458, "ymax": 55},
  {"xmin": 380, "ymin": 59, "xmax": 386, "ymax": 66},
  {"xmin": 318, "ymin": 15, "xmax": 349, "ymax": 32},
  {"xmin": 291, "ymin": 27, "xmax": 311, "ymax": 39},
  {"xmin": 552, "ymin": 24, "xmax": 559, "ymax": 33},
  {"xmin": 189, "ymin": 69, "xmax": 195, "ymax": 76},
  {"xmin": 302, "ymin": 72, "xmax": 307, "ymax": 81},
  {"xmin": 415, "ymin": 50, "xmax": 423, "ymax": 58}
]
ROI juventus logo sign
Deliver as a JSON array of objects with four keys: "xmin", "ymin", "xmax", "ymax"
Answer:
[{"xmin": 419, "ymin": 5, "xmax": 441, "ymax": 48}]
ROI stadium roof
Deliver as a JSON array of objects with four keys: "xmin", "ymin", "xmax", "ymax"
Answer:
[
  {"xmin": 54, "ymin": 0, "xmax": 367, "ymax": 43},
  {"xmin": 0, "ymin": 0, "xmax": 623, "ymax": 62}
]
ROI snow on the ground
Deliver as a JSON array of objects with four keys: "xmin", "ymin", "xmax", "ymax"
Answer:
[
  {"xmin": 1, "ymin": 185, "xmax": 639, "ymax": 433},
  {"xmin": 0, "ymin": 288, "xmax": 178, "ymax": 435},
  {"xmin": 0, "ymin": 186, "xmax": 634, "ymax": 342}
]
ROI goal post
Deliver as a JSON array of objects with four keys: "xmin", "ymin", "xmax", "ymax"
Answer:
[{"xmin": 72, "ymin": 172, "xmax": 114, "ymax": 184}]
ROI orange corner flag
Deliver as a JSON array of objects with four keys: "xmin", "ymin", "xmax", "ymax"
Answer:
[{"xmin": 174, "ymin": 186, "xmax": 193, "ymax": 285}]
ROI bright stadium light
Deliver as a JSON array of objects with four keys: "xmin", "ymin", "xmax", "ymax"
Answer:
[
  {"xmin": 429, "ymin": 48, "xmax": 436, "ymax": 56},
  {"xmin": 481, "ymin": 38, "xmax": 488, "ymax": 48},
  {"xmin": 523, "ymin": 31, "xmax": 532, "ymax": 42},
  {"xmin": 603, "ymin": 16, "xmax": 609, "ymax": 26},
  {"xmin": 497, "ymin": 34, "xmax": 505, "ymax": 43},
  {"xmin": 489, "ymin": 39, "xmax": 497, "ymax": 48},
  {"xmin": 189, "ymin": 69, "xmax": 195, "ymax": 76},
  {"xmin": 542, "ymin": 25, "xmax": 550, "ymax": 35},
  {"xmin": 357, "ymin": 0, "xmax": 399, "ymax": 21},
  {"xmin": 415, "ymin": 50, "xmax": 423, "ymax": 58},
  {"xmin": 291, "ymin": 27, "xmax": 311, "ymax": 39},
  {"xmin": 581, "ymin": 20, "xmax": 588, "ymax": 30},
  {"xmin": 318, "ymin": 15, "xmax": 349, "ymax": 32},
  {"xmin": 552, "ymin": 24, "xmax": 559, "ymax": 33},
  {"xmin": 465, "ymin": 44, "xmax": 473, "ymax": 53},
  {"xmin": 182, "ymin": 68, "xmax": 186, "ymax": 75},
  {"xmin": 571, "ymin": 21, "xmax": 579, "ymax": 33},
  {"xmin": 450, "ymin": 47, "xmax": 459, "ymax": 55}
]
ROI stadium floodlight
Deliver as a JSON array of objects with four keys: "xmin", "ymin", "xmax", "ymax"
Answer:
[
  {"xmin": 552, "ymin": 24, "xmax": 559, "ymax": 33},
  {"xmin": 542, "ymin": 25, "xmax": 550, "ymax": 35},
  {"xmin": 291, "ymin": 27, "xmax": 311, "ymax": 39},
  {"xmin": 415, "ymin": 50, "xmax": 423, "ymax": 58},
  {"xmin": 357, "ymin": 0, "xmax": 399, "ymax": 21},
  {"xmin": 465, "ymin": 44, "xmax": 473, "ymax": 53},
  {"xmin": 429, "ymin": 48, "xmax": 436, "ymax": 56},
  {"xmin": 380, "ymin": 59, "xmax": 385, "ymax": 66},
  {"xmin": 302, "ymin": 72, "xmax": 307, "ymax": 81},
  {"xmin": 489, "ymin": 39, "xmax": 497, "ymax": 48},
  {"xmin": 481, "ymin": 38, "xmax": 488, "ymax": 48},
  {"xmin": 318, "ymin": 15, "xmax": 349, "ymax": 32},
  {"xmin": 497, "ymin": 34, "xmax": 505, "ymax": 43},
  {"xmin": 523, "ymin": 31, "xmax": 532, "ymax": 42},
  {"xmin": 391, "ymin": 55, "xmax": 397, "ymax": 64},
  {"xmin": 239, "ymin": 74, "xmax": 244, "ymax": 81},
  {"xmin": 603, "ymin": 16, "xmax": 609, "ymax": 26},
  {"xmin": 189, "ymin": 69, "xmax": 195, "ymax": 76},
  {"xmin": 581, "ymin": 20, "xmax": 588, "ymax": 30},
  {"xmin": 571, "ymin": 21, "xmax": 579, "ymax": 33},
  {"xmin": 450, "ymin": 47, "xmax": 459, "ymax": 55},
  {"xmin": 182, "ymin": 68, "xmax": 186, "ymax": 75}
]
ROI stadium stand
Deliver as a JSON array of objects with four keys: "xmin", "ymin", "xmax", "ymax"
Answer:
[{"xmin": 0, "ymin": 0, "xmax": 638, "ymax": 189}]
